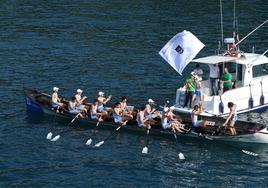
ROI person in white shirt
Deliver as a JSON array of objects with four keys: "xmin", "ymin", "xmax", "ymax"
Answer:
[
  {"xmin": 68, "ymin": 97, "xmax": 84, "ymax": 118},
  {"xmin": 209, "ymin": 64, "xmax": 220, "ymax": 96},
  {"xmin": 145, "ymin": 99, "xmax": 161, "ymax": 119},
  {"xmin": 51, "ymin": 87, "xmax": 67, "ymax": 113},
  {"xmin": 193, "ymin": 64, "xmax": 203, "ymax": 81},
  {"xmin": 75, "ymin": 89, "xmax": 88, "ymax": 113},
  {"xmin": 136, "ymin": 105, "xmax": 150, "ymax": 129},
  {"xmin": 161, "ymin": 107, "xmax": 184, "ymax": 133}
]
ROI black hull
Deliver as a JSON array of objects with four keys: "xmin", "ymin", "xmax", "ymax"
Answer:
[{"xmin": 24, "ymin": 88, "xmax": 267, "ymax": 142}]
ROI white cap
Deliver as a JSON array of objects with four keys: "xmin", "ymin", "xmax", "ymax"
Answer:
[
  {"xmin": 53, "ymin": 87, "xmax": 59, "ymax": 92},
  {"xmin": 163, "ymin": 107, "xmax": 169, "ymax": 112},
  {"xmin": 193, "ymin": 75, "xmax": 199, "ymax": 80},
  {"xmin": 170, "ymin": 106, "xmax": 175, "ymax": 111},
  {"xmin": 148, "ymin": 99, "xmax": 155, "ymax": 103},
  {"xmin": 77, "ymin": 89, "xmax": 83, "ymax": 93},
  {"xmin": 190, "ymin": 71, "xmax": 195, "ymax": 76},
  {"xmin": 98, "ymin": 91, "xmax": 104, "ymax": 96}
]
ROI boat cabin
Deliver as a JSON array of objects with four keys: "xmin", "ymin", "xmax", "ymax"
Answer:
[{"xmin": 175, "ymin": 38, "xmax": 268, "ymax": 116}]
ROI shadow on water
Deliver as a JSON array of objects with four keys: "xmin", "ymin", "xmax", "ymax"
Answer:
[{"xmin": 25, "ymin": 111, "xmax": 45, "ymax": 124}]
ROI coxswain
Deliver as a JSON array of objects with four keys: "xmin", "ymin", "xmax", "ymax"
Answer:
[{"xmin": 222, "ymin": 102, "xmax": 237, "ymax": 135}]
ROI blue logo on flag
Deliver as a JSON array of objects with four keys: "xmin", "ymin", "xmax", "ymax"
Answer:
[{"xmin": 175, "ymin": 45, "xmax": 184, "ymax": 54}]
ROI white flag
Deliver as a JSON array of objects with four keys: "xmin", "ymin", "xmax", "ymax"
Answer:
[{"xmin": 159, "ymin": 30, "xmax": 205, "ymax": 75}]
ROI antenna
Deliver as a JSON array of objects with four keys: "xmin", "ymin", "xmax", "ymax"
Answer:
[
  {"xmin": 236, "ymin": 20, "xmax": 268, "ymax": 46},
  {"xmin": 236, "ymin": 17, "xmax": 240, "ymax": 51},
  {"xmin": 233, "ymin": 0, "xmax": 236, "ymax": 31},
  {"xmin": 220, "ymin": 0, "xmax": 224, "ymax": 47}
]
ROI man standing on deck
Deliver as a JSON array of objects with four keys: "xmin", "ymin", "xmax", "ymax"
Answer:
[
  {"xmin": 220, "ymin": 68, "xmax": 232, "ymax": 93},
  {"xmin": 183, "ymin": 73, "xmax": 195, "ymax": 108},
  {"xmin": 193, "ymin": 64, "xmax": 203, "ymax": 81},
  {"xmin": 209, "ymin": 64, "xmax": 220, "ymax": 95}
]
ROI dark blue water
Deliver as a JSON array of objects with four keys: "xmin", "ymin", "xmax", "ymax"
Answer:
[{"xmin": 1, "ymin": 0, "xmax": 268, "ymax": 187}]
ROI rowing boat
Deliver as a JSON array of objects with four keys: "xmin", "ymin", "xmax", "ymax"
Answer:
[{"xmin": 24, "ymin": 88, "xmax": 268, "ymax": 144}]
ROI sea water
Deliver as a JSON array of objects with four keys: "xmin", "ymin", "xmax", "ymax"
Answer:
[{"xmin": 0, "ymin": 0, "xmax": 268, "ymax": 187}]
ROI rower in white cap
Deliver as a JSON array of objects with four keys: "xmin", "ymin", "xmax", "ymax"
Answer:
[
  {"xmin": 75, "ymin": 89, "xmax": 88, "ymax": 113},
  {"xmin": 161, "ymin": 107, "xmax": 184, "ymax": 133},
  {"xmin": 51, "ymin": 87, "xmax": 67, "ymax": 113},
  {"xmin": 145, "ymin": 99, "xmax": 161, "ymax": 122},
  {"xmin": 97, "ymin": 91, "xmax": 112, "ymax": 115}
]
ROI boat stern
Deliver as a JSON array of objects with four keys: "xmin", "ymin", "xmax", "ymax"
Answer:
[{"xmin": 24, "ymin": 89, "xmax": 44, "ymax": 113}]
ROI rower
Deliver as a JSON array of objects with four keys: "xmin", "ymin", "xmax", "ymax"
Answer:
[
  {"xmin": 97, "ymin": 91, "xmax": 112, "ymax": 115},
  {"xmin": 136, "ymin": 105, "xmax": 151, "ymax": 129},
  {"xmin": 191, "ymin": 105, "xmax": 207, "ymax": 135},
  {"xmin": 161, "ymin": 107, "xmax": 185, "ymax": 133},
  {"xmin": 75, "ymin": 89, "xmax": 88, "ymax": 113},
  {"xmin": 223, "ymin": 102, "xmax": 237, "ymax": 135},
  {"xmin": 90, "ymin": 99, "xmax": 104, "ymax": 122},
  {"xmin": 113, "ymin": 102, "xmax": 132, "ymax": 125},
  {"xmin": 68, "ymin": 97, "xmax": 85, "ymax": 118},
  {"xmin": 51, "ymin": 87, "xmax": 67, "ymax": 113},
  {"xmin": 120, "ymin": 96, "xmax": 133, "ymax": 119},
  {"xmin": 145, "ymin": 99, "xmax": 161, "ymax": 119}
]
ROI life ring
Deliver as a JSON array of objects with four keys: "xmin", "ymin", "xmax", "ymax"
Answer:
[{"xmin": 224, "ymin": 50, "xmax": 238, "ymax": 57}]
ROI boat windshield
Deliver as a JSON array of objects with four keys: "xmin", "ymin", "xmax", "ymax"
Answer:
[
  {"xmin": 225, "ymin": 62, "xmax": 236, "ymax": 73},
  {"xmin": 253, "ymin": 64, "xmax": 268, "ymax": 77}
]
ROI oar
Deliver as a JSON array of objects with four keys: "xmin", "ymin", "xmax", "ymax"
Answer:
[
  {"xmin": 173, "ymin": 133, "xmax": 185, "ymax": 159},
  {"xmin": 94, "ymin": 120, "xmax": 128, "ymax": 147},
  {"xmin": 241, "ymin": 149, "xmax": 259, "ymax": 156},
  {"xmin": 142, "ymin": 128, "xmax": 150, "ymax": 154},
  {"xmin": 46, "ymin": 107, "xmax": 59, "ymax": 140},
  {"xmin": 85, "ymin": 120, "xmax": 101, "ymax": 146},
  {"xmin": 49, "ymin": 113, "xmax": 81, "ymax": 142},
  {"xmin": 189, "ymin": 130, "xmax": 213, "ymax": 140}
]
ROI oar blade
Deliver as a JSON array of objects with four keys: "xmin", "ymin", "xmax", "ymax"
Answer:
[
  {"xmin": 86, "ymin": 139, "xmax": 92, "ymax": 146},
  {"xmin": 242, "ymin": 150, "xmax": 259, "ymax": 156},
  {"xmin": 46, "ymin": 132, "xmax": 53, "ymax": 140},
  {"xmin": 142, "ymin": 146, "xmax": 148, "ymax": 154},
  {"xmin": 178, "ymin": 152, "xmax": 185, "ymax": 160},
  {"xmin": 94, "ymin": 141, "xmax": 104, "ymax": 147},
  {"xmin": 51, "ymin": 135, "xmax": 60, "ymax": 142}
]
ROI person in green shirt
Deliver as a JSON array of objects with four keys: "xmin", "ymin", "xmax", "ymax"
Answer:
[
  {"xmin": 183, "ymin": 73, "xmax": 196, "ymax": 108},
  {"xmin": 220, "ymin": 68, "xmax": 232, "ymax": 93}
]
